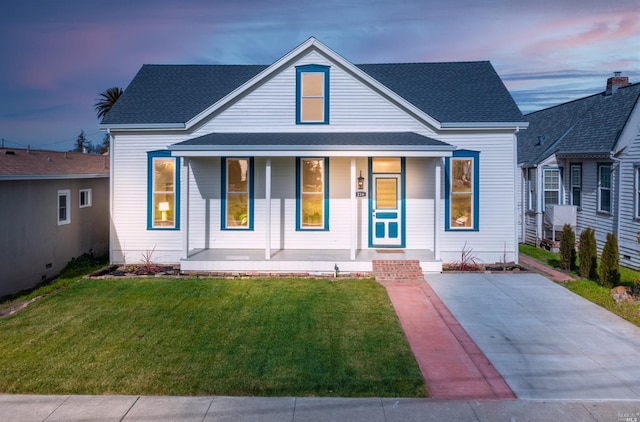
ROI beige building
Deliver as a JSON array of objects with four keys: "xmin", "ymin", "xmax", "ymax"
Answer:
[{"xmin": 0, "ymin": 148, "xmax": 109, "ymax": 297}]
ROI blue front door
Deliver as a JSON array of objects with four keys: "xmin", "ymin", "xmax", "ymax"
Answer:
[{"xmin": 371, "ymin": 173, "xmax": 403, "ymax": 247}]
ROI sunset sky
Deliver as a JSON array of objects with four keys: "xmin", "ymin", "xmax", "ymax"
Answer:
[{"xmin": 1, "ymin": 0, "xmax": 638, "ymax": 151}]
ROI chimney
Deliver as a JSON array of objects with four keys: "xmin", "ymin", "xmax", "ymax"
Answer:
[{"xmin": 606, "ymin": 71, "xmax": 629, "ymax": 95}]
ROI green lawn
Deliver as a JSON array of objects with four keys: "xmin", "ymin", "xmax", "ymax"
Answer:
[
  {"xmin": 519, "ymin": 243, "xmax": 640, "ymax": 327},
  {"xmin": 0, "ymin": 276, "xmax": 426, "ymax": 397}
]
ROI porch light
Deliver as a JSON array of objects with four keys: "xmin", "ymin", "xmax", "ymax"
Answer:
[
  {"xmin": 357, "ymin": 171, "xmax": 365, "ymax": 190},
  {"xmin": 158, "ymin": 202, "xmax": 170, "ymax": 221}
]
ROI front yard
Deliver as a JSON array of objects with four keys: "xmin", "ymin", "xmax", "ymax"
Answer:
[{"xmin": 0, "ymin": 276, "xmax": 426, "ymax": 397}]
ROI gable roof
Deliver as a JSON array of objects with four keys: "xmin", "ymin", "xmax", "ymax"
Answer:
[
  {"xmin": 0, "ymin": 148, "xmax": 109, "ymax": 180},
  {"xmin": 101, "ymin": 38, "xmax": 524, "ymax": 129},
  {"xmin": 518, "ymin": 82, "xmax": 640, "ymax": 166}
]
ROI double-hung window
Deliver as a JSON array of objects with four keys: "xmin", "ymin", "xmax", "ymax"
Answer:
[
  {"xmin": 543, "ymin": 168, "xmax": 560, "ymax": 206},
  {"xmin": 570, "ymin": 164, "xmax": 581, "ymax": 208},
  {"xmin": 79, "ymin": 189, "xmax": 92, "ymax": 208},
  {"xmin": 297, "ymin": 157, "xmax": 329, "ymax": 230},
  {"xmin": 526, "ymin": 168, "xmax": 537, "ymax": 212},
  {"xmin": 296, "ymin": 65, "xmax": 329, "ymax": 124},
  {"xmin": 445, "ymin": 150, "xmax": 479, "ymax": 231},
  {"xmin": 222, "ymin": 158, "xmax": 253, "ymax": 230},
  {"xmin": 598, "ymin": 164, "xmax": 612, "ymax": 213},
  {"xmin": 148, "ymin": 150, "xmax": 180, "ymax": 230},
  {"xmin": 57, "ymin": 189, "xmax": 71, "ymax": 225}
]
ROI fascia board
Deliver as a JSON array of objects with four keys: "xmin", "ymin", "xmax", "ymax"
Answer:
[{"xmin": 0, "ymin": 173, "xmax": 109, "ymax": 181}]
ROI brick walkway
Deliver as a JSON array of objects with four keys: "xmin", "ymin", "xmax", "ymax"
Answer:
[
  {"xmin": 374, "ymin": 261, "xmax": 515, "ymax": 400},
  {"xmin": 518, "ymin": 255, "xmax": 574, "ymax": 282}
]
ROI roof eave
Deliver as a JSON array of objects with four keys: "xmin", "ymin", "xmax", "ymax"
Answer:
[
  {"xmin": 440, "ymin": 121, "xmax": 529, "ymax": 130},
  {"xmin": 0, "ymin": 173, "xmax": 109, "ymax": 181},
  {"xmin": 99, "ymin": 123, "xmax": 186, "ymax": 131}
]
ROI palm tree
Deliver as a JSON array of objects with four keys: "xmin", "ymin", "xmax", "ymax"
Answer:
[{"xmin": 94, "ymin": 87, "xmax": 123, "ymax": 120}]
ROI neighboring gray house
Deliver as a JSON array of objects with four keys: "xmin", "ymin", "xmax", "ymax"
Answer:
[
  {"xmin": 0, "ymin": 148, "xmax": 110, "ymax": 297},
  {"xmin": 518, "ymin": 73, "xmax": 640, "ymax": 269},
  {"xmin": 100, "ymin": 37, "xmax": 526, "ymax": 274}
]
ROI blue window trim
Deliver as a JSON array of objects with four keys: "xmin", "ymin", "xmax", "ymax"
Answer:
[
  {"xmin": 147, "ymin": 150, "xmax": 180, "ymax": 230},
  {"xmin": 296, "ymin": 157, "xmax": 329, "ymax": 231},
  {"xmin": 445, "ymin": 150, "xmax": 479, "ymax": 232},
  {"xmin": 221, "ymin": 157, "xmax": 254, "ymax": 231},
  {"xmin": 295, "ymin": 64, "xmax": 330, "ymax": 125}
]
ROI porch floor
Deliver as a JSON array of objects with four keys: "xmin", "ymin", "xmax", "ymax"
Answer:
[{"xmin": 181, "ymin": 248, "xmax": 441, "ymax": 274}]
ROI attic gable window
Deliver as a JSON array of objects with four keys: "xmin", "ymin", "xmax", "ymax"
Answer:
[{"xmin": 296, "ymin": 65, "xmax": 329, "ymax": 124}]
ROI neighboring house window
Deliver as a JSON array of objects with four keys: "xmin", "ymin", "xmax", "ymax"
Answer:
[
  {"xmin": 445, "ymin": 150, "xmax": 479, "ymax": 231},
  {"xmin": 296, "ymin": 157, "xmax": 329, "ymax": 230},
  {"xmin": 598, "ymin": 164, "xmax": 612, "ymax": 213},
  {"xmin": 57, "ymin": 189, "xmax": 71, "ymax": 225},
  {"xmin": 221, "ymin": 158, "xmax": 254, "ymax": 230},
  {"xmin": 526, "ymin": 168, "xmax": 537, "ymax": 212},
  {"xmin": 543, "ymin": 168, "xmax": 560, "ymax": 206},
  {"xmin": 296, "ymin": 65, "xmax": 329, "ymax": 124},
  {"xmin": 570, "ymin": 164, "xmax": 581, "ymax": 209},
  {"xmin": 147, "ymin": 150, "xmax": 180, "ymax": 230},
  {"xmin": 79, "ymin": 189, "xmax": 92, "ymax": 208},
  {"xmin": 636, "ymin": 166, "xmax": 640, "ymax": 219}
]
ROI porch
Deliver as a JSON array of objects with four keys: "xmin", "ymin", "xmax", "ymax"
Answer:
[{"xmin": 180, "ymin": 248, "xmax": 441, "ymax": 274}]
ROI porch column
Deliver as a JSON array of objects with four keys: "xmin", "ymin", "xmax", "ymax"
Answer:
[
  {"xmin": 350, "ymin": 158, "xmax": 356, "ymax": 260},
  {"xmin": 265, "ymin": 158, "xmax": 271, "ymax": 260},
  {"xmin": 434, "ymin": 158, "xmax": 441, "ymax": 261},
  {"xmin": 182, "ymin": 157, "xmax": 190, "ymax": 260}
]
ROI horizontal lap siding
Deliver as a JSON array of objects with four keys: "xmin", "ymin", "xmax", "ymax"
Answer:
[
  {"xmin": 192, "ymin": 51, "xmax": 433, "ymax": 136},
  {"xmin": 405, "ymin": 158, "xmax": 435, "ymax": 249},
  {"xmin": 618, "ymin": 131, "xmax": 640, "ymax": 269},
  {"xmin": 111, "ymin": 135, "xmax": 184, "ymax": 263},
  {"xmin": 572, "ymin": 160, "xmax": 615, "ymax": 254},
  {"xmin": 438, "ymin": 134, "xmax": 517, "ymax": 263}
]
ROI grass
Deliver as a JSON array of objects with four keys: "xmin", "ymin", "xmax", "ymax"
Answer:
[
  {"xmin": 0, "ymin": 276, "xmax": 426, "ymax": 397},
  {"xmin": 519, "ymin": 243, "xmax": 640, "ymax": 327}
]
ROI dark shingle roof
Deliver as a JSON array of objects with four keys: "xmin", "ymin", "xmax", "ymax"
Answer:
[
  {"xmin": 171, "ymin": 132, "xmax": 453, "ymax": 151},
  {"xmin": 518, "ymin": 82, "xmax": 640, "ymax": 166},
  {"xmin": 357, "ymin": 62, "xmax": 524, "ymax": 123},
  {"xmin": 102, "ymin": 62, "xmax": 523, "ymax": 126}
]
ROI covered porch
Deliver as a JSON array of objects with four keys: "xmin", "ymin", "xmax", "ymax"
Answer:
[
  {"xmin": 180, "ymin": 248, "xmax": 439, "ymax": 274},
  {"xmin": 171, "ymin": 132, "xmax": 454, "ymax": 275}
]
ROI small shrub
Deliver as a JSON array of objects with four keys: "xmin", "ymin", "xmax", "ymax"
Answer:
[
  {"xmin": 578, "ymin": 228, "xmax": 598, "ymax": 280},
  {"xmin": 599, "ymin": 232, "xmax": 620, "ymax": 288},
  {"xmin": 559, "ymin": 224, "xmax": 576, "ymax": 271}
]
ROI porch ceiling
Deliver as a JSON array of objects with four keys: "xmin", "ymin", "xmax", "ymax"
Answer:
[{"xmin": 169, "ymin": 132, "xmax": 455, "ymax": 157}]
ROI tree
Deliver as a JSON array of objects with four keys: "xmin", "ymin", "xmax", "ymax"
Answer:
[
  {"xmin": 599, "ymin": 232, "xmax": 620, "ymax": 288},
  {"xmin": 72, "ymin": 130, "xmax": 88, "ymax": 153},
  {"xmin": 559, "ymin": 224, "xmax": 576, "ymax": 271},
  {"xmin": 96, "ymin": 133, "xmax": 110, "ymax": 155},
  {"xmin": 578, "ymin": 228, "xmax": 597, "ymax": 280},
  {"xmin": 94, "ymin": 87, "xmax": 123, "ymax": 120}
]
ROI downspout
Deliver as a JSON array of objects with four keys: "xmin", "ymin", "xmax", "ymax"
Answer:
[{"xmin": 513, "ymin": 126, "xmax": 520, "ymax": 264}]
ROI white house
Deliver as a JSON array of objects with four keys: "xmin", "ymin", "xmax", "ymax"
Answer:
[
  {"xmin": 518, "ymin": 73, "xmax": 640, "ymax": 269},
  {"xmin": 100, "ymin": 37, "xmax": 526, "ymax": 274}
]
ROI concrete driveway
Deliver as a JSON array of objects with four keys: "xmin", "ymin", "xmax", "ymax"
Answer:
[{"xmin": 427, "ymin": 272, "xmax": 640, "ymax": 400}]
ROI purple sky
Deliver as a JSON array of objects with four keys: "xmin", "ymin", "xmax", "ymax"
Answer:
[{"xmin": 1, "ymin": 0, "xmax": 638, "ymax": 151}]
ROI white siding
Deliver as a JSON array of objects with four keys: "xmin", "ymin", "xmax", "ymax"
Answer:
[
  {"xmin": 191, "ymin": 51, "xmax": 435, "ymax": 137},
  {"xmin": 437, "ymin": 133, "xmax": 518, "ymax": 264}
]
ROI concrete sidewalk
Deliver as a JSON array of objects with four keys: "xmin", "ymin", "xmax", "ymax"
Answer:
[{"xmin": 2, "ymin": 394, "xmax": 640, "ymax": 421}]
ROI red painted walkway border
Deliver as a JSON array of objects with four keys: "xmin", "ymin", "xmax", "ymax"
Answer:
[{"xmin": 382, "ymin": 281, "xmax": 516, "ymax": 400}]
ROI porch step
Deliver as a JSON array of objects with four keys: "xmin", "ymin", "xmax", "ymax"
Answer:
[{"xmin": 372, "ymin": 259, "xmax": 425, "ymax": 283}]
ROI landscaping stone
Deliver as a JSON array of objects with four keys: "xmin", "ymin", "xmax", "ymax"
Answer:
[{"xmin": 611, "ymin": 286, "xmax": 634, "ymax": 304}]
